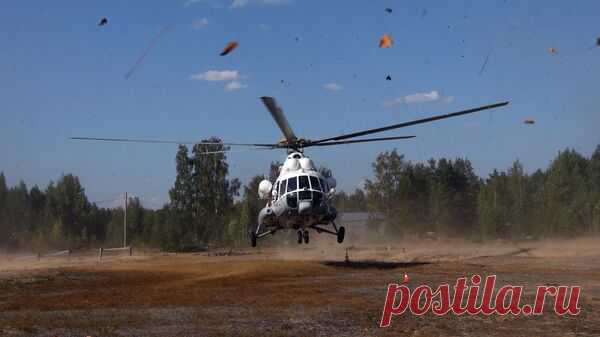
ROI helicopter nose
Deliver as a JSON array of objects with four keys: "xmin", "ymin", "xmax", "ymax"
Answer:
[{"xmin": 298, "ymin": 200, "xmax": 312, "ymax": 215}]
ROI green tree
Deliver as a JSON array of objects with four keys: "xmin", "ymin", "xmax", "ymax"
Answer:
[
  {"xmin": 0, "ymin": 173, "xmax": 8, "ymax": 245},
  {"xmin": 126, "ymin": 196, "xmax": 145, "ymax": 243},
  {"xmin": 235, "ymin": 175, "xmax": 265, "ymax": 245},
  {"xmin": 167, "ymin": 145, "xmax": 194, "ymax": 248},
  {"xmin": 190, "ymin": 138, "xmax": 240, "ymax": 244},
  {"xmin": 46, "ymin": 174, "xmax": 91, "ymax": 246},
  {"xmin": 543, "ymin": 149, "xmax": 590, "ymax": 236},
  {"xmin": 269, "ymin": 161, "xmax": 282, "ymax": 182}
]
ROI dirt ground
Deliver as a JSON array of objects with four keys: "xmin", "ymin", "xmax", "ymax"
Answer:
[{"xmin": 1, "ymin": 238, "xmax": 599, "ymax": 337}]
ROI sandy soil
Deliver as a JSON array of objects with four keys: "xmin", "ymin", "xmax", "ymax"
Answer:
[{"xmin": 0, "ymin": 238, "xmax": 599, "ymax": 337}]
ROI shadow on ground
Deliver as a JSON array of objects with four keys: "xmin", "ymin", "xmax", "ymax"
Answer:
[{"xmin": 321, "ymin": 260, "xmax": 431, "ymax": 269}]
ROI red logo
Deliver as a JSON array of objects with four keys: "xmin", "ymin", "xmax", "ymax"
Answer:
[{"xmin": 380, "ymin": 274, "xmax": 581, "ymax": 328}]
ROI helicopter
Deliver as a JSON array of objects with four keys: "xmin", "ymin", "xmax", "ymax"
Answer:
[{"xmin": 71, "ymin": 96, "xmax": 509, "ymax": 247}]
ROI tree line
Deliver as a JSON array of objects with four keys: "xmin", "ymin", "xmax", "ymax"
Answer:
[
  {"xmin": 1, "ymin": 142, "xmax": 598, "ymax": 252},
  {"xmin": 364, "ymin": 146, "xmax": 600, "ymax": 239}
]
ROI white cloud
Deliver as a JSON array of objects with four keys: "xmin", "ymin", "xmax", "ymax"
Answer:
[
  {"xmin": 403, "ymin": 90, "xmax": 440, "ymax": 103},
  {"xmin": 191, "ymin": 17, "xmax": 209, "ymax": 30},
  {"xmin": 185, "ymin": 0, "xmax": 289, "ymax": 8},
  {"xmin": 230, "ymin": 0, "xmax": 290, "ymax": 8},
  {"xmin": 190, "ymin": 70, "xmax": 240, "ymax": 81},
  {"xmin": 230, "ymin": 0, "xmax": 249, "ymax": 7},
  {"xmin": 261, "ymin": 0, "xmax": 290, "ymax": 4},
  {"xmin": 384, "ymin": 90, "xmax": 454, "ymax": 106},
  {"xmin": 184, "ymin": 0, "xmax": 204, "ymax": 7},
  {"xmin": 443, "ymin": 96, "xmax": 455, "ymax": 103},
  {"xmin": 323, "ymin": 82, "xmax": 343, "ymax": 92},
  {"xmin": 225, "ymin": 81, "xmax": 247, "ymax": 91}
]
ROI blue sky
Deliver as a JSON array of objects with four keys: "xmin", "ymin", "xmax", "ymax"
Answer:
[{"xmin": 1, "ymin": 0, "xmax": 599, "ymax": 208}]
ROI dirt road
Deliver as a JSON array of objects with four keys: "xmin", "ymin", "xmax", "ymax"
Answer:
[{"xmin": 1, "ymin": 239, "xmax": 599, "ymax": 336}]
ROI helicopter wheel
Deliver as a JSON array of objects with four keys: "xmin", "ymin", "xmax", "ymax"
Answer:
[
  {"xmin": 303, "ymin": 230, "xmax": 309, "ymax": 244},
  {"xmin": 297, "ymin": 231, "xmax": 303, "ymax": 244},
  {"xmin": 250, "ymin": 231, "xmax": 257, "ymax": 247},
  {"xmin": 337, "ymin": 226, "xmax": 345, "ymax": 244}
]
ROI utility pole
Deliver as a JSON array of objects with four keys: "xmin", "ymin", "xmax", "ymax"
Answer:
[{"xmin": 124, "ymin": 192, "xmax": 127, "ymax": 248}]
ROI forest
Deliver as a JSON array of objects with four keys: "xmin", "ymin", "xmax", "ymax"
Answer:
[{"xmin": 1, "ymin": 140, "xmax": 599, "ymax": 252}]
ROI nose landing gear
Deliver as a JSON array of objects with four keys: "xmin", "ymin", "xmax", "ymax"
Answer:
[
  {"xmin": 297, "ymin": 230, "xmax": 310, "ymax": 244},
  {"xmin": 336, "ymin": 226, "xmax": 345, "ymax": 244}
]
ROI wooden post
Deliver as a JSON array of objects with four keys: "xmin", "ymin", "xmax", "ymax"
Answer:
[
  {"xmin": 129, "ymin": 246, "xmax": 133, "ymax": 256},
  {"xmin": 124, "ymin": 192, "xmax": 128, "ymax": 248},
  {"xmin": 98, "ymin": 247, "xmax": 103, "ymax": 262}
]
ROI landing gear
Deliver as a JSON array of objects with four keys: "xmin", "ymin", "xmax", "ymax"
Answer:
[
  {"xmin": 297, "ymin": 230, "xmax": 303, "ymax": 244},
  {"xmin": 309, "ymin": 221, "xmax": 346, "ymax": 244},
  {"xmin": 250, "ymin": 223, "xmax": 279, "ymax": 247},
  {"xmin": 337, "ymin": 226, "xmax": 345, "ymax": 244},
  {"xmin": 303, "ymin": 230, "xmax": 309, "ymax": 244}
]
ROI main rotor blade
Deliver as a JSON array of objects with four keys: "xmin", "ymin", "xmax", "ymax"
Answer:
[
  {"xmin": 260, "ymin": 96, "xmax": 297, "ymax": 143},
  {"xmin": 195, "ymin": 147, "xmax": 276, "ymax": 155},
  {"xmin": 305, "ymin": 135, "xmax": 416, "ymax": 147},
  {"xmin": 310, "ymin": 101, "xmax": 509, "ymax": 144},
  {"xmin": 70, "ymin": 137, "xmax": 277, "ymax": 147}
]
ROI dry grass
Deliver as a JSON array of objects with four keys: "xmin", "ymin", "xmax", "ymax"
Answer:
[{"xmin": 0, "ymin": 238, "xmax": 599, "ymax": 336}]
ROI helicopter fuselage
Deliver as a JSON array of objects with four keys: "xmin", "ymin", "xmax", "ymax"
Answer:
[{"xmin": 254, "ymin": 152, "xmax": 338, "ymax": 237}]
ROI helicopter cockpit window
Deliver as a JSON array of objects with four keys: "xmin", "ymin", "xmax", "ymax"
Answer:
[
  {"xmin": 287, "ymin": 177, "xmax": 297, "ymax": 192},
  {"xmin": 313, "ymin": 189, "xmax": 323, "ymax": 206},
  {"xmin": 299, "ymin": 175, "xmax": 310, "ymax": 189},
  {"xmin": 279, "ymin": 179, "xmax": 287, "ymax": 197},
  {"xmin": 309, "ymin": 176, "xmax": 320, "ymax": 191},
  {"xmin": 287, "ymin": 192, "xmax": 298, "ymax": 208},
  {"xmin": 299, "ymin": 190, "xmax": 312, "ymax": 200}
]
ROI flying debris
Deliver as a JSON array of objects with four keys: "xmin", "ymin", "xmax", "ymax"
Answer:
[
  {"xmin": 479, "ymin": 49, "xmax": 493, "ymax": 76},
  {"xmin": 98, "ymin": 17, "xmax": 108, "ymax": 26},
  {"xmin": 220, "ymin": 41, "xmax": 239, "ymax": 56},
  {"xmin": 379, "ymin": 34, "xmax": 393, "ymax": 48},
  {"xmin": 548, "ymin": 47, "xmax": 558, "ymax": 54},
  {"xmin": 125, "ymin": 25, "xmax": 172, "ymax": 79},
  {"xmin": 524, "ymin": 119, "xmax": 535, "ymax": 125},
  {"xmin": 386, "ymin": 75, "xmax": 392, "ymax": 81},
  {"xmin": 385, "ymin": 8, "xmax": 392, "ymax": 13},
  {"xmin": 596, "ymin": 37, "xmax": 600, "ymax": 46}
]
